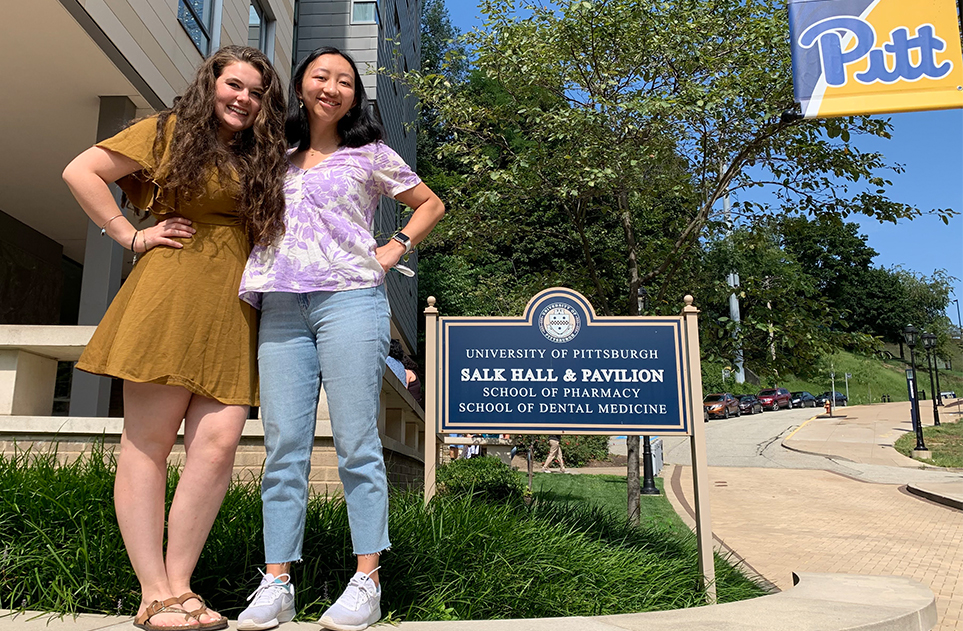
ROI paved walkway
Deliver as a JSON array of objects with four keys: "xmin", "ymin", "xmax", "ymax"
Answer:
[
  {"xmin": 659, "ymin": 400, "xmax": 962, "ymax": 631},
  {"xmin": 783, "ymin": 400, "xmax": 959, "ymax": 467},
  {"xmin": 665, "ymin": 465, "xmax": 961, "ymax": 631}
]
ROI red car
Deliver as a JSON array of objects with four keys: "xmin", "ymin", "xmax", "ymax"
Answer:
[{"xmin": 757, "ymin": 388, "xmax": 792, "ymax": 411}]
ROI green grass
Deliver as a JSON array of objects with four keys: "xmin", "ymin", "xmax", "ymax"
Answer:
[
  {"xmin": 774, "ymin": 350, "xmax": 963, "ymax": 407},
  {"xmin": 894, "ymin": 419, "xmax": 963, "ymax": 467},
  {"xmin": 0, "ymin": 443, "xmax": 768, "ymax": 621},
  {"xmin": 530, "ymin": 472, "xmax": 688, "ymax": 534}
]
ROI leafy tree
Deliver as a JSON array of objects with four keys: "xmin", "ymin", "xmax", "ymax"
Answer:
[
  {"xmin": 778, "ymin": 216, "xmax": 878, "ymax": 329},
  {"xmin": 768, "ymin": 217, "xmax": 955, "ymax": 361},
  {"xmin": 697, "ymin": 224, "xmax": 853, "ymax": 382},
  {"xmin": 404, "ymin": 0, "xmax": 952, "ymax": 522},
  {"xmin": 406, "ymin": 0, "xmax": 950, "ymax": 302},
  {"xmin": 859, "ymin": 265, "xmax": 912, "ymax": 350},
  {"xmin": 417, "ymin": 0, "xmax": 468, "ymax": 186},
  {"xmin": 891, "ymin": 268, "xmax": 957, "ymax": 360}
]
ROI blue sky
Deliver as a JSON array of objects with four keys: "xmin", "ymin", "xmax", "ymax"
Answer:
[{"xmin": 443, "ymin": 2, "xmax": 963, "ymax": 326}]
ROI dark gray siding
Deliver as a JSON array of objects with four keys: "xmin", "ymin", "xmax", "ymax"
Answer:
[{"xmin": 376, "ymin": 0, "xmax": 420, "ymax": 351}]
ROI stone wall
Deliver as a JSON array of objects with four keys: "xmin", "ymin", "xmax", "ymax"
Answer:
[{"xmin": 0, "ymin": 434, "xmax": 425, "ymax": 494}]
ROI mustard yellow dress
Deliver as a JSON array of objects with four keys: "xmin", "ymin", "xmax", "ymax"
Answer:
[{"xmin": 76, "ymin": 116, "xmax": 258, "ymax": 406}]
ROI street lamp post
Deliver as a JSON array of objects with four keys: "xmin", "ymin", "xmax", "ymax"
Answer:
[
  {"xmin": 637, "ymin": 287, "xmax": 660, "ymax": 496},
  {"xmin": 921, "ymin": 333, "xmax": 941, "ymax": 426},
  {"xmin": 903, "ymin": 326, "xmax": 928, "ymax": 454}
]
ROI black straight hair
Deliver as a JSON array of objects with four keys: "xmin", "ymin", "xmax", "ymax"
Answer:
[{"xmin": 286, "ymin": 46, "xmax": 384, "ymax": 149}]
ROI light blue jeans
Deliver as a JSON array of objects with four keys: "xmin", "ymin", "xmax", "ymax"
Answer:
[{"xmin": 257, "ymin": 286, "xmax": 391, "ymax": 561}]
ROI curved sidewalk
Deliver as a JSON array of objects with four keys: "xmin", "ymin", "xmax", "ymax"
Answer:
[
  {"xmin": 0, "ymin": 573, "xmax": 938, "ymax": 630},
  {"xmin": 782, "ymin": 399, "xmax": 963, "ymax": 509}
]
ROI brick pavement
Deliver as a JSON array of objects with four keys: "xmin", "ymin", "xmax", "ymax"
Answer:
[{"xmin": 665, "ymin": 464, "xmax": 963, "ymax": 631}]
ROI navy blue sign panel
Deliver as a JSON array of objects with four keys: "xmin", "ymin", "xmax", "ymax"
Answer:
[{"xmin": 439, "ymin": 288, "xmax": 692, "ymax": 435}]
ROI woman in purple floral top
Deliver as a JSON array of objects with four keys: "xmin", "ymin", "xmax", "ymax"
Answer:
[{"xmin": 237, "ymin": 48, "xmax": 444, "ymax": 631}]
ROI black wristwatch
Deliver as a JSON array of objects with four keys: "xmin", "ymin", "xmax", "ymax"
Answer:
[{"xmin": 391, "ymin": 231, "xmax": 413, "ymax": 255}]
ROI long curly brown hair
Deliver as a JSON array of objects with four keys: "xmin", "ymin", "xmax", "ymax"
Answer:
[{"xmin": 153, "ymin": 45, "xmax": 287, "ymax": 245}]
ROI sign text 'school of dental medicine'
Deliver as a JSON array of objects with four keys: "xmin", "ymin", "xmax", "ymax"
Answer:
[
  {"xmin": 788, "ymin": 0, "xmax": 963, "ymax": 118},
  {"xmin": 438, "ymin": 288, "xmax": 693, "ymax": 435}
]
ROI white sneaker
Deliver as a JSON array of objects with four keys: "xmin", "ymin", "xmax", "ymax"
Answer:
[
  {"xmin": 237, "ymin": 571, "xmax": 296, "ymax": 630},
  {"xmin": 318, "ymin": 568, "xmax": 381, "ymax": 631}
]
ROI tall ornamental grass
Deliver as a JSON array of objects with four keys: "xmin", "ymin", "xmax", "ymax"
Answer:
[{"xmin": 0, "ymin": 443, "xmax": 766, "ymax": 620}]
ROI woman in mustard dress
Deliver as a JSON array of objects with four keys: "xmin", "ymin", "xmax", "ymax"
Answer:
[{"xmin": 62, "ymin": 46, "xmax": 288, "ymax": 631}]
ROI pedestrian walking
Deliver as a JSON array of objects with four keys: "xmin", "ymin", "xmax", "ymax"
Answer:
[{"xmin": 542, "ymin": 435, "xmax": 566, "ymax": 473}]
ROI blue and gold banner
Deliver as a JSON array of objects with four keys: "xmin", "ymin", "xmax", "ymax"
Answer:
[{"xmin": 788, "ymin": 0, "xmax": 963, "ymax": 118}]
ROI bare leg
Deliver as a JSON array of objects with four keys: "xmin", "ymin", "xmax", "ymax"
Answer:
[
  {"xmin": 264, "ymin": 555, "xmax": 378, "ymax": 590},
  {"xmin": 117, "ymin": 381, "xmax": 197, "ymax": 627},
  {"xmin": 356, "ymin": 553, "xmax": 380, "ymax": 587},
  {"xmin": 166, "ymin": 395, "xmax": 247, "ymax": 623},
  {"xmin": 265, "ymin": 562, "xmax": 292, "ymax": 579}
]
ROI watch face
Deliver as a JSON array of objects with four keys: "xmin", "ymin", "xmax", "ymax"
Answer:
[{"xmin": 394, "ymin": 232, "xmax": 412, "ymax": 252}]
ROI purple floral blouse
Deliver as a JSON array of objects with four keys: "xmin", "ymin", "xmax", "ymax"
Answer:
[{"xmin": 239, "ymin": 142, "xmax": 421, "ymax": 309}]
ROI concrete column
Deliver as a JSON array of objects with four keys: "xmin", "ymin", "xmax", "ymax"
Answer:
[
  {"xmin": 0, "ymin": 350, "xmax": 58, "ymax": 416},
  {"xmin": 69, "ymin": 96, "xmax": 137, "ymax": 417}
]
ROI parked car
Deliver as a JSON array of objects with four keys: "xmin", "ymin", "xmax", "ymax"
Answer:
[
  {"xmin": 703, "ymin": 393, "xmax": 741, "ymax": 419},
  {"xmin": 815, "ymin": 391, "xmax": 848, "ymax": 406},
  {"xmin": 791, "ymin": 391, "xmax": 817, "ymax": 408},
  {"xmin": 757, "ymin": 387, "xmax": 792, "ymax": 411},
  {"xmin": 738, "ymin": 394, "xmax": 764, "ymax": 415}
]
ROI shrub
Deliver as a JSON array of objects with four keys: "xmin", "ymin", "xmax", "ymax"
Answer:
[
  {"xmin": 435, "ymin": 456, "xmax": 525, "ymax": 502},
  {"xmin": 1, "ymin": 443, "xmax": 767, "ymax": 621},
  {"xmin": 524, "ymin": 434, "xmax": 610, "ymax": 467}
]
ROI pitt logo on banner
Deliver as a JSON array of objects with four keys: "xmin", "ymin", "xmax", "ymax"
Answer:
[{"xmin": 788, "ymin": 0, "xmax": 963, "ymax": 118}]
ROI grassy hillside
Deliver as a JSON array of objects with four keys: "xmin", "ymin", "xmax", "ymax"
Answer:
[{"xmin": 775, "ymin": 349, "xmax": 963, "ymax": 406}]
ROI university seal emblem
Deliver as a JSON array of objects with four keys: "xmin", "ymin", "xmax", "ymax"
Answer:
[{"xmin": 538, "ymin": 303, "xmax": 580, "ymax": 343}]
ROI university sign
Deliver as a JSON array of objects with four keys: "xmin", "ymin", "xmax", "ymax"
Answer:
[
  {"xmin": 439, "ymin": 288, "xmax": 691, "ymax": 434},
  {"xmin": 788, "ymin": 0, "xmax": 963, "ymax": 118},
  {"xmin": 422, "ymin": 288, "xmax": 717, "ymax": 600}
]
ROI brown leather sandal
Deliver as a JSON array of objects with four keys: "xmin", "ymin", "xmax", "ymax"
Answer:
[
  {"xmin": 133, "ymin": 597, "xmax": 198, "ymax": 631},
  {"xmin": 176, "ymin": 592, "xmax": 228, "ymax": 631}
]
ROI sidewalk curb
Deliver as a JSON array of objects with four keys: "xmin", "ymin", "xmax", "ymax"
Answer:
[
  {"xmin": 906, "ymin": 484, "xmax": 963, "ymax": 511},
  {"xmin": 0, "ymin": 573, "xmax": 939, "ymax": 631},
  {"xmin": 780, "ymin": 438, "xmax": 954, "ymax": 472}
]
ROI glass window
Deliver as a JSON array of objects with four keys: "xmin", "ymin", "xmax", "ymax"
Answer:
[
  {"xmin": 352, "ymin": 1, "xmax": 377, "ymax": 24},
  {"xmin": 178, "ymin": 0, "xmax": 213, "ymax": 55},
  {"xmin": 248, "ymin": 2, "xmax": 263, "ymax": 50},
  {"xmin": 247, "ymin": 0, "xmax": 275, "ymax": 58}
]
